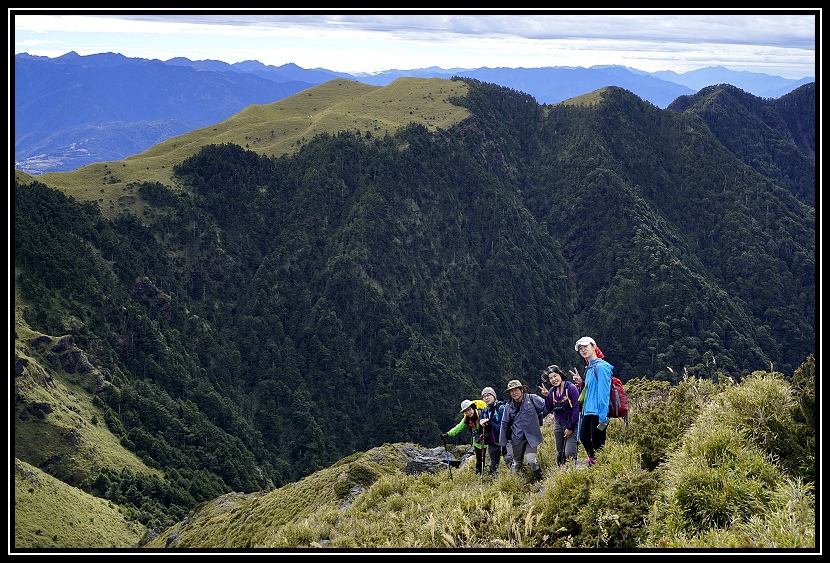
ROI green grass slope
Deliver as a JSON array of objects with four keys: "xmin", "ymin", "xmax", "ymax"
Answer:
[
  {"xmin": 14, "ymin": 313, "xmax": 162, "ymax": 486},
  {"xmin": 13, "ymin": 291, "xmax": 161, "ymax": 550},
  {"xmin": 14, "ymin": 458, "xmax": 146, "ymax": 549},
  {"xmin": 143, "ymin": 442, "xmax": 430, "ymax": 549}
]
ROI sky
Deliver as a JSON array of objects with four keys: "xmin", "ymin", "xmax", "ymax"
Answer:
[{"xmin": 10, "ymin": 9, "xmax": 818, "ymax": 79}]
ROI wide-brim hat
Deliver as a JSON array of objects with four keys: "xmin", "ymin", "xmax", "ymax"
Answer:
[
  {"xmin": 460, "ymin": 399, "xmax": 475, "ymax": 412},
  {"xmin": 504, "ymin": 379, "xmax": 527, "ymax": 393}
]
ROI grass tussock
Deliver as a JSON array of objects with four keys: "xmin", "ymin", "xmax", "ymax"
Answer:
[{"xmin": 640, "ymin": 369, "xmax": 815, "ymax": 549}]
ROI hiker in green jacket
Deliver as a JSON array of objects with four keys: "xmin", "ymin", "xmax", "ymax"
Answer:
[{"xmin": 440, "ymin": 399, "xmax": 486, "ymax": 475}]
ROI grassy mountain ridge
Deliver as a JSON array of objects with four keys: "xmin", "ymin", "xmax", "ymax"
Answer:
[
  {"xmin": 32, "ymin": 77, "xmax": 470, "ymax": 219},
  {"xmin": 139, "ymin": 365, "xmax": 815, "ymax": 550},
  {"xmin": 13, "ymin": 77, "xmax": 815, "ymax": 549},
  {"xmin": 17, "ymin": 51, "xmax": 812, "ymax": 175}
]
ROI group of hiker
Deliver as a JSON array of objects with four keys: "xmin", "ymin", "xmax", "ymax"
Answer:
[{"xmin": 439, "ymin": 336, "xmax": 613, "ymax": 480}]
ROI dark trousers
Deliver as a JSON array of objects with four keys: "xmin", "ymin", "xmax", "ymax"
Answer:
[
  {"xmin": 485, "ymin": 443, "xmax": 512, "ymax": 474},
  {"xmin": 579, "ymin": 414, "xmax": 607, "ymax": 458}
]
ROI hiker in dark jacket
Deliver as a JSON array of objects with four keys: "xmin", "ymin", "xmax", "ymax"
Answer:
[
  {"xmin": 499, "ymin": 379, "xmax": 546, "ymax": 481},
  {"xmin": 441, "ymin": 399, "xmax": 486, "ymax": 474},
  {"xmin": 538, "ymin": 365, "xmax": 580, "ymax": 465},
  {"xmin": 575, "ymin": 336, "xmax": 612, "ymax": 466},
  {"xmin": 479, "ymin": 386, "xmax": 513, "ymax": 476}
]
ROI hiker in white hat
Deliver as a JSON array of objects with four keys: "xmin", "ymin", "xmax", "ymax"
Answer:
[
  {"xmin": 574, "ymin": 336, "xmax": 613, "ymax": 466},
  {"xmin": 440, "ymin": 398, "xmax": 487, "ymax": 475}
]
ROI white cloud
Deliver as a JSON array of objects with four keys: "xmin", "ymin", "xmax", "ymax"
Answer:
[{"xmin": 11, "ymin": 10, "xmax": 817, "ymax": 78}]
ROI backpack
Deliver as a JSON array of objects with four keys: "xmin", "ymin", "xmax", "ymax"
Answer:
[
  {"xmin": 471, "ymin": 399, "xmax": 488, "ymax": 444},
  {"xmin": 482, "ymin": 400, "xmax": 504, "ymax": 446},
  {"xmin": 534, "ymin": 394, "xmax": 547, "ymax": 426},
  {"xmin": 552, "ymin": 380, "xmax": 574, "ymax": 410},
  {"xmin": 586, "ymin": 362, "xmax": 630, "ymax": 427},
  {"xmin": 562, "ymin": 380, "xmax": 574, "ymax": 409},
  {"xmin": 609, "ymin": 375, "xmax": 629, "ymax": 427}
]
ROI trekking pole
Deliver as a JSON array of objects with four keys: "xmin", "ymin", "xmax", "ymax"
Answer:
[
  {"xmin": 442, "ymin": 434, "xmax": 453, "ymax": 481},
  {"xmin": 481, "ymin": 442, "xmax": 486, "ymax": 483}
]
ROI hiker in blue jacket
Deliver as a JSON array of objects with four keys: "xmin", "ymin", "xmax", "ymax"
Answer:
[
  {"xmin": 479, "ymin": 386, "xmax": 513, "ymax": 476},
  {"xmin": 575, "ymin": 336, "xmax": 612, "ymax": 466},
  {"xmin": 538, "ymin": 364, "xmax": 580, "ymax": 465},
  {"xmin": 499, "ymin": 379, "xmax": 546, "ymax": 481}
]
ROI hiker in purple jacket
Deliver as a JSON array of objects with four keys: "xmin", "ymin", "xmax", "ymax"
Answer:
[{"xmin": 538, "ymin": 364, "xmax": 580, "ymax": 465}]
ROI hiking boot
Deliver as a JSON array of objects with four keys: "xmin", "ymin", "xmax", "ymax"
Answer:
[
  {"xmin": 532, "ymin": 469, "xmax": 543, "ymax": 481},
  {"xmin": 587, "ymin": 457, "xmax": 596, "ymax": 466}
]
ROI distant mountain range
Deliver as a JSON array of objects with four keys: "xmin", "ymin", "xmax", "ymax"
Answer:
[{"xmin": 13, "ymin": 51, "xmax": 814, "ymax": 174}]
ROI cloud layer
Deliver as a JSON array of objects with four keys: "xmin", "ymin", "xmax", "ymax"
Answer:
[{"xmin": 12, "ymin": 11, "xmax": 817, "ymax": 78}]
